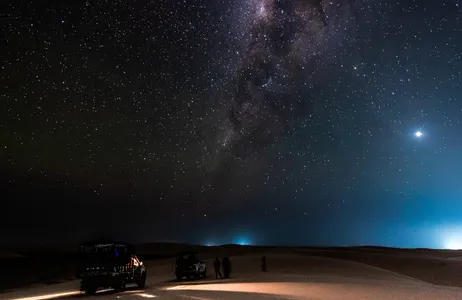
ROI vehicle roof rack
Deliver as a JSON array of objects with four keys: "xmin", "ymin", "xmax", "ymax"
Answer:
[{"xmin": 80, "ymin": 240, "xmax": 134, "ymax": 248}]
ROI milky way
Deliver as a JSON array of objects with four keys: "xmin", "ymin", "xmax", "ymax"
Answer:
[
  {"xmin": 4, "ymin": 0, "xmax": 462, "ymax": 246},
  {"xmin": 208, "ymin": 0, "xmax": 356, "ymax": 165}
]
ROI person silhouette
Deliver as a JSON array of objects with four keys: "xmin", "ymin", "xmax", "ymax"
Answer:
[
  {"xmin": 261, "ymin": 255, "xmax": 267, "ymax": 272},
  {"xmin": 222, "ymin": 257, "xmax": 231, "ymax": 278},
  {"xmin": 213, "ymin": 257, "xmax": 222, "ymax": 279}
]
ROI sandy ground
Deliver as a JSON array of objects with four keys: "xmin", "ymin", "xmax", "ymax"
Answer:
[
  {"xmin": 298, "ymin": 248, "xmax": 462, "ymax": 287},
  {"xmin": 3, "ymin": 252, "xmax": 462, "ymax": 300}
]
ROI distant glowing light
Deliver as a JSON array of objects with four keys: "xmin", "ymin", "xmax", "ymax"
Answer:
[
  {"xmin": 415, "ymin": 130, "xmax": 423, "ymax": 137},
  {"xmin": 444, "ymin": 241, "xmax": 462, "ymax": 250},
  {"xmin": 235, "ymin": 236, "xmax": 252, "ymax": 246},
  {"xmin": 438, "ymin": 225, "xmax": 462, "ymax": 250}
]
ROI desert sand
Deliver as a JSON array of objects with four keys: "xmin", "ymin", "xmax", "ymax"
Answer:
[{"xmin": 3, "ymin": 245, "xmax": 462, "ymax": 299}]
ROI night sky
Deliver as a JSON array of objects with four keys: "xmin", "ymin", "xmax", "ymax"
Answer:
[{"xmin": 2, "ymin": 0, "xmax": 462, "ymax": 248}]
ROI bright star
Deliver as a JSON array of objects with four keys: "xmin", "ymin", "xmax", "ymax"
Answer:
[{"xmin": 415, "ymin": 131, "xmax": 423, "ymax": 137}]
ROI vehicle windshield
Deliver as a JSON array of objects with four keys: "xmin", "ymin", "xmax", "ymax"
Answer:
[{"xmin": 177, "ymin": 253, "xmax": 198, "ymax": 263}]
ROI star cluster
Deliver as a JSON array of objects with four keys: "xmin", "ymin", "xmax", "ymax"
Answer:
[
  {"xmin": 1, "ymin": 0, "xmax": 462, "ymax": 246},
  {"xmin": 206, "ymin": 0, "xmax": 355, "ymax": 164}
]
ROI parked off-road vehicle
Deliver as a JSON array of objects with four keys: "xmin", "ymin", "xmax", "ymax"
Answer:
[
  {"xmin": 174, "ymin": 251, "xmax": 207, "ymax": 281},
  {"xmin": 76, "ymin": 241, "xmax": 146, "ymax": 295}
]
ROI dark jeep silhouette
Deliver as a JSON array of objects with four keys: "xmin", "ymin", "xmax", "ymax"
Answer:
[{"xmin": 76, "ymin": 241, "xmax": 146, "ymax": 294}]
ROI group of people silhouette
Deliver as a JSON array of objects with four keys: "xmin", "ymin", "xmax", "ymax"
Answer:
[{"xmin": 213, "ymin": 257, "xmax": 231, "ymax": 279}]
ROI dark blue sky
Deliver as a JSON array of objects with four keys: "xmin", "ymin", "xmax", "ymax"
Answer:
[{"xmin": 1, "ymin": 0, "xmax": 462, "ymax": 249}]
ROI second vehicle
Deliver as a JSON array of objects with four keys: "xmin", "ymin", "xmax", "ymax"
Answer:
[{"xmin": 174, "ymin": 251, "xmax": 207, "ymax": 281}]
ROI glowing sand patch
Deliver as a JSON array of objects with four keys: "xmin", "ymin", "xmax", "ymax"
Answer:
[
  {"xmin": 11, "ymin": 291, "xmax": 82, "ymax": 300},
  {"xmin": 135, "ymin": 293, "xmax": 157, "ymax": 298}
]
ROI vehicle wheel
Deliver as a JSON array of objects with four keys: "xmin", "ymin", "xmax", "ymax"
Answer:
[
  {"xmin": 138, "ymin": 272, "xmax": 147, "ymax": 288},
  {"xmin": 114, "ymin": 279, "xmax": 125, "ymax": 292},
  {"xmin": 84, "ymin": 286, "xmax": 97, "ymax": 295}
]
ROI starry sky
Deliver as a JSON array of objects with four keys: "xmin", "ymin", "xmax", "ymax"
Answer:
[{"xmin": 1, "ymin": 0, "xmax": 462, "ymax": 248}]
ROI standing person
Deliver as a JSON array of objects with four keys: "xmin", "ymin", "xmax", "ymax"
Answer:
[
  {"xmin": 261, "ymin": 255, "xmax": 267, "ymax": 272},
  {"xmin": 213, "ymin": 257, "xmax": 222, "ymax": 279},
  {"xmin": 222, "ymin": 257, "xmax": 231, "ymax": 278},
  {"xmin": 227, "ymin": 257, "xmax": 232, "ymax": 278}
]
